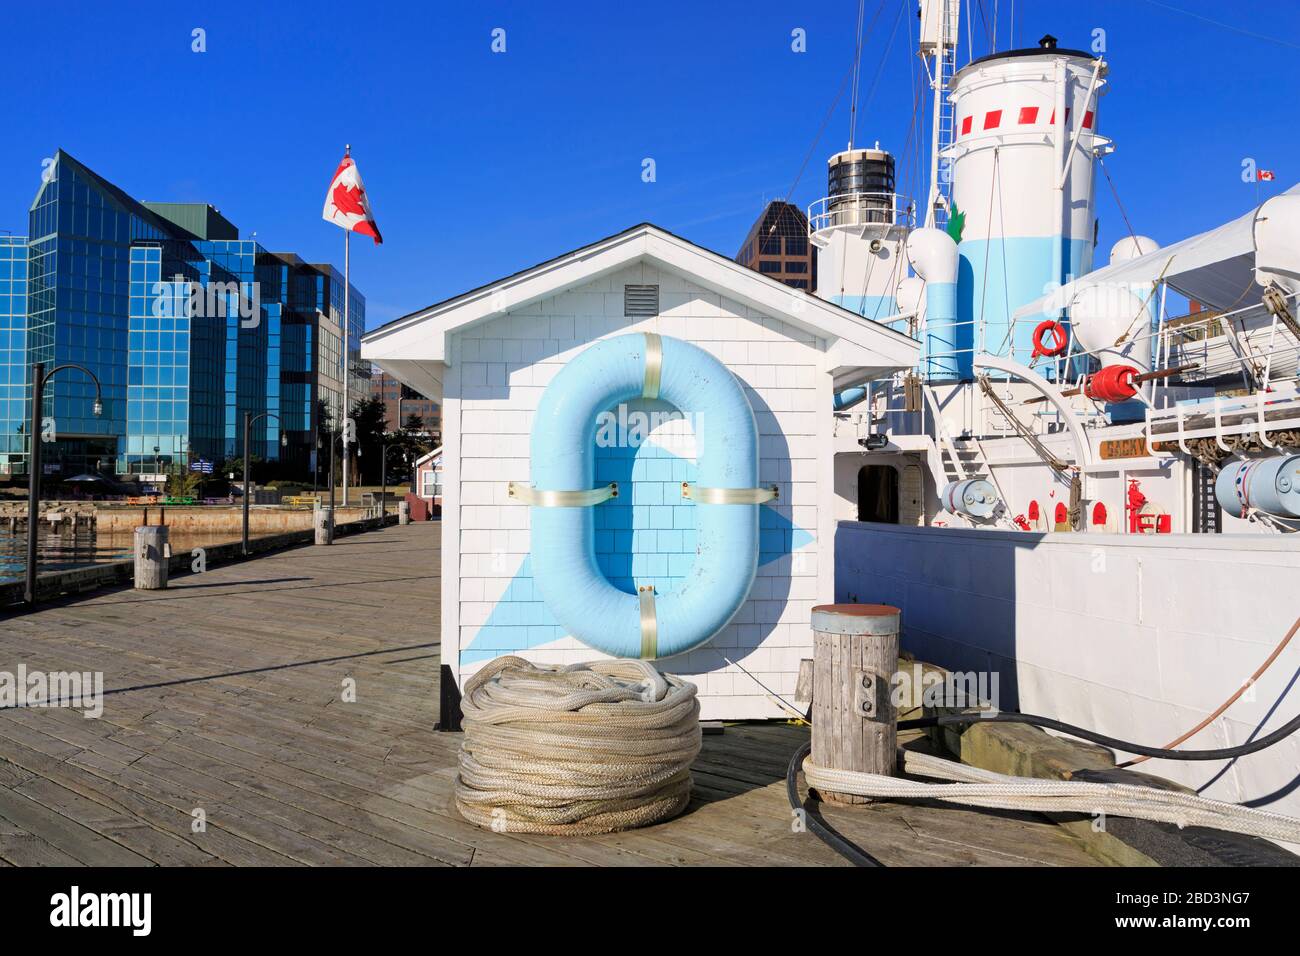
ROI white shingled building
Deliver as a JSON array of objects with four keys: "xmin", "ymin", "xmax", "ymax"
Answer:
[{"xmin": 361, "ymin": 224, "xmax": 918, "ymax": 722}]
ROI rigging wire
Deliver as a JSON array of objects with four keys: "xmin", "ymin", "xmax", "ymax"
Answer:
[
  {"xmin": 1138, "ymin": 0, "xmax": 1300, "ymax": 52},
  {"xmin": 847, "ymin": 0, "xmax": 867, "ymax": 149},
  {"xmin": 848, "ymin": 0, "xmax": 889, "ymax": 150},
  {"xmin": 834, "ymin": 0, "xmax": 890, "ymax": 300},
  {"xmin": 1098, "ymin": 156, "xmax": 1139, "ymax": 243},
  {"xmin": 852, "ymin": 1, "xmax": 910, "ymax": 314},
  {"xmin": 779, "ymin": 56, "xmax": 857, "ymax": 210}
]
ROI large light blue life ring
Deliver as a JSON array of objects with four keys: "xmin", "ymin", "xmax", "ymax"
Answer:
[{"xmin": 522, "ymin": 332, "xmax": 765, "ymax": 659}]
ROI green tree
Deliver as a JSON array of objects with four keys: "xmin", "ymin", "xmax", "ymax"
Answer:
[
  {"xmin": 349, "ymin": 396, "xmax": 390, "ymax": 484},
  {"xmin": 165, "ymin": 470, "xmax": 202, "ymax": 498}
]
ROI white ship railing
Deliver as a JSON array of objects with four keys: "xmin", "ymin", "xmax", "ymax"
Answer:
[
  {"xmin": 807, "ymin": 192, "xmax": 914, "ymax": 235},
  {"xmin": 1143, "ymin": 385, "xmax": 1300, "ymax": 455}
]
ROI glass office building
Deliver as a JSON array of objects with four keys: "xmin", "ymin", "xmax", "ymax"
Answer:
[
  {"xmin": 0, "ymin": 237, "xmax": 28, "ymax": 477},
  {"xmin": 3, "ymin": 150, "xmax": 363, "ymax": 480}
]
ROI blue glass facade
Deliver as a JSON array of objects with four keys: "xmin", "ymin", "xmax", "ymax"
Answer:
[
  {"xmin": 4, "ymin": 150, "xmax": 362, "ymax": 480},
  {"xmin": 0, "ymin": 238, "xmax": 28, "ymax": 476}
]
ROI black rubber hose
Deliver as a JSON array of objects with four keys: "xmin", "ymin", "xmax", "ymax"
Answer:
[
  {"xmin": 897, "ymin": 708, "xmax": 1300, "ymax": 761},
  {"xmin": 785, "ymin": 741, "xmax": 883, "ymax": 867}
]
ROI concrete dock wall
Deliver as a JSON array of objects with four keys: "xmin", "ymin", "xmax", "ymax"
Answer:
[
  {"xmin": 93, "ymin": 505, "xmax": 374, "ymax": 534},
  {"xmin": 1, "ymin": 513, "xmax": 396, "ymax": 609}
]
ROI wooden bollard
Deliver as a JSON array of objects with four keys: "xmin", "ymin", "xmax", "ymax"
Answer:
[
  {"xmin": 398, "ymin": 500, "xmax": 410, "ymax": 526},
  {"xmin": 810, "ymin": 603, "xmax": 900, "ymax": 804},
  {"xmin": 314, "ymin": 507, "xmax": 334, "ymax": 546},
  {"xmin": 133, "ymin": 525, "xmax": 169, "ymax": 590}
]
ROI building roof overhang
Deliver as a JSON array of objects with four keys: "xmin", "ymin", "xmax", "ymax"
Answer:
[{"xmin": 361, "ymin": 223, "xmax": 919, "ymax": 404}]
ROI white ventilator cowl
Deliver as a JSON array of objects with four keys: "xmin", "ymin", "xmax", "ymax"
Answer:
[
  {"xmin": 906, "ymin": 227, "xmax": 959, "ymax": 283},
  {"xmin": 1068, "ymin": 284, "xmax": 1153, "ymax": 371},
  {"xmin": 895, "ymin": 276, "xmax": 925, "ymax": 315},
  {"xmin": 1109, "ymin": 235, "xmax": 1160, "ymax": 264}
]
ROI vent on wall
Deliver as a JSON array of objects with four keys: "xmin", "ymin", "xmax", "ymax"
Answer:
[{"xmin": 624, "ymin": 284, "xmax": 660, "ymax": 317}]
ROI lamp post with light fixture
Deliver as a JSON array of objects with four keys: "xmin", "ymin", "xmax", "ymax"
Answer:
[
  {"xmin": 379, "ymin": 439, "xmax": 408, "ymax": 524},
  {"xmin": 25, "ymin": 361, "xmax": 103, "ymax": 605},
  {"xmin": 242, "ymin": 411, "xmax": 287, "ymax": 557}
]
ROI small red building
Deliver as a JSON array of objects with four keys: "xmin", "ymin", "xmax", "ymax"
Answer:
[{"xmin": 408, "ymin": 446, "xmax": 442, "ymax": 519}]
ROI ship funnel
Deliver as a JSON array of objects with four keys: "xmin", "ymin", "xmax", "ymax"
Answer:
[
  {"xmin": 947, "ymin": 37, "xmax": 1110, "ymax": 368},
  {"xmin": 907, "ymin": 228, "xmax": 963, "ymax": 381}
]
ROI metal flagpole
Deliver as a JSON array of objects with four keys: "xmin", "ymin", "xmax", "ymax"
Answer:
[{"xmin": 342, "ymin": 199, "xmax": 351, "ymax": 506}]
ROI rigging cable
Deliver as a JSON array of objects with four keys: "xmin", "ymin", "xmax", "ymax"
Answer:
[
  {"xmin": 1098, "ymin": 156, "xmax": 1139, "ymax": 244},
  {"xmin": 848, "ymin": 0, "xmax": 889, "ymax": 150}
]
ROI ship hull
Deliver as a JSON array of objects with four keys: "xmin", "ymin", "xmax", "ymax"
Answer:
[{"xmin": 834, "ymin": 519, "xmax": 1300, "ymax": 832}]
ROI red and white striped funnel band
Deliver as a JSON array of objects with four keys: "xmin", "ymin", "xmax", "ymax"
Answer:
[{"xmin": 959, "ymin": 107, "xmax": 1094, "ymax": 137}]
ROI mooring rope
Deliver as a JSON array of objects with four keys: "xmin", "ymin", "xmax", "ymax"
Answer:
[
  {"xmin": 454, "ymin": 656, "xmax": 702, "ymax": 835},
  {"xmin": 803, "ymin": 750, "xmax": 1300, "ymax": 845}
]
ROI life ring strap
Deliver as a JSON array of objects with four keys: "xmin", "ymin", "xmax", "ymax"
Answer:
[
  {"xmin": 642, "ymin": 333, "xmax": 662, "ymax": 400},
  {"xmin": 508, "ymin": 481, "xmax": 618, "ymax": 507},
  {"xmin": 681, "ymin": 482, "xmax": 779, "ymax": 504},
  {"xmin": 638, "ymin": 586, "xmax": 657, "ymax": 659}
]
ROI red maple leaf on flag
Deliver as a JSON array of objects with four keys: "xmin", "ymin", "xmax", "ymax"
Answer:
[{"xmin": 332, "ymin": 181, "xmax": 367, "ymax": 217}]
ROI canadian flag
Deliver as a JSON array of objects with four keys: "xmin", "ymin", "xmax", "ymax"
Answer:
[
  {"xmin": 322, "ymin": 150, "xmax": 382, "ymax": 244},
  {"xmin": 1258, "ymin": 169, "xmax": 1276, "ymax": 182}
]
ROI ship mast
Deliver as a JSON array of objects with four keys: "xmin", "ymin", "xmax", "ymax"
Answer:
[{"xmin": 920, "ymin": 0, "xmax": 960, "ymax": 229}]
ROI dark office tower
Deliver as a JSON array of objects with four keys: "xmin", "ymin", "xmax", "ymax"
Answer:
[{"xmin": 734, "ymin": 201, "xmax": 816, "ymax": 291}]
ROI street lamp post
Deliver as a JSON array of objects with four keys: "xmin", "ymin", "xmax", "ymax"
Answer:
[
  {"xmin": 242, "ymin": 411, "xmax": 286, "ymax": 557},
  {"xmin": 379, "ymin": 440, "xmax": 408, "ymax": 523},
  {"xmin": 323, "ymin": 418, "xmax": 353, "ymax": 519},
  {"xmin": 26, "ymin": 361, "xmax": 103, "ymax": 605},
  {"xmin": 318, "ymin": 426, "xmax": 348, "ymax": 545}
]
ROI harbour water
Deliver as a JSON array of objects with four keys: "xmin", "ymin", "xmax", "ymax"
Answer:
[{"xmin": 0, "ymin": 527, "xmax": 248, "ymax": 584}]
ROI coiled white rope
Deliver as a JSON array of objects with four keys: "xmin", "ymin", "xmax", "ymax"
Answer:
[
  {"xmin": 804, "ymin": 750, "xmax": 1300, "ymax": 845},
  {"xmin": 455, "ymin": 656, "xmax": 702, "ymax": 835}
]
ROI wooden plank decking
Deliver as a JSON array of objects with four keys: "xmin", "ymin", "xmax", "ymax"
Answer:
[{"xmin": 0, "ymin": 523, "xmax": 1098, "ymax": 866}]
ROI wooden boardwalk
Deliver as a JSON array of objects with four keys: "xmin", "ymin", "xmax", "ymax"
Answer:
[{"xmin": 0, "ymin": 523, "xmax": 1097, "ymax": 867}]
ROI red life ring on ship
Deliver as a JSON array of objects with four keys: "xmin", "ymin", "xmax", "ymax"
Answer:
[
  {"xmin": 1031, "ymin": 320, "xmax": 1068, "ymax": 358},
  {"xmin": 1083, "ymin": 365, "xmax": 1139, "ymax": 403}
]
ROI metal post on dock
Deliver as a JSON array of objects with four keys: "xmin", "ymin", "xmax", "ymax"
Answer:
[
  {"xmin": 398, "ymin": 499, "xmax": 410, "ymax": 525},
  {"xmin": 24, "ymin": 360, "xmax": 103, "ymax": 605},
  {"xmin": 810, "ymin": 603, "xmax": 901, "ymax": 804},
  {"xmin": 315, "ymin": 418, "xmax": 336, "ymax": 547},
  {"xmin": 242, "ymin": 410, "xmax": 284, "ymax": 556},
  {"xmin": 133, "ymin": 525, "xmax": 169, "ymax": 590},
  {"xmin": 23, "ymin": 363, "xmax": 45, "ymax": 605}
]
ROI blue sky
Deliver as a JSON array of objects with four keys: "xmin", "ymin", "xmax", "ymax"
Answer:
[{"xmin": 2, "ymin": 0, "xmax": 1297, "ymax": 329}]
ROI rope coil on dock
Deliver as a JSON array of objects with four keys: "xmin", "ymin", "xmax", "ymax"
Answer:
[{"xmin": 454, "ymin": 656, "xmax": 702, "ymax": 835}]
